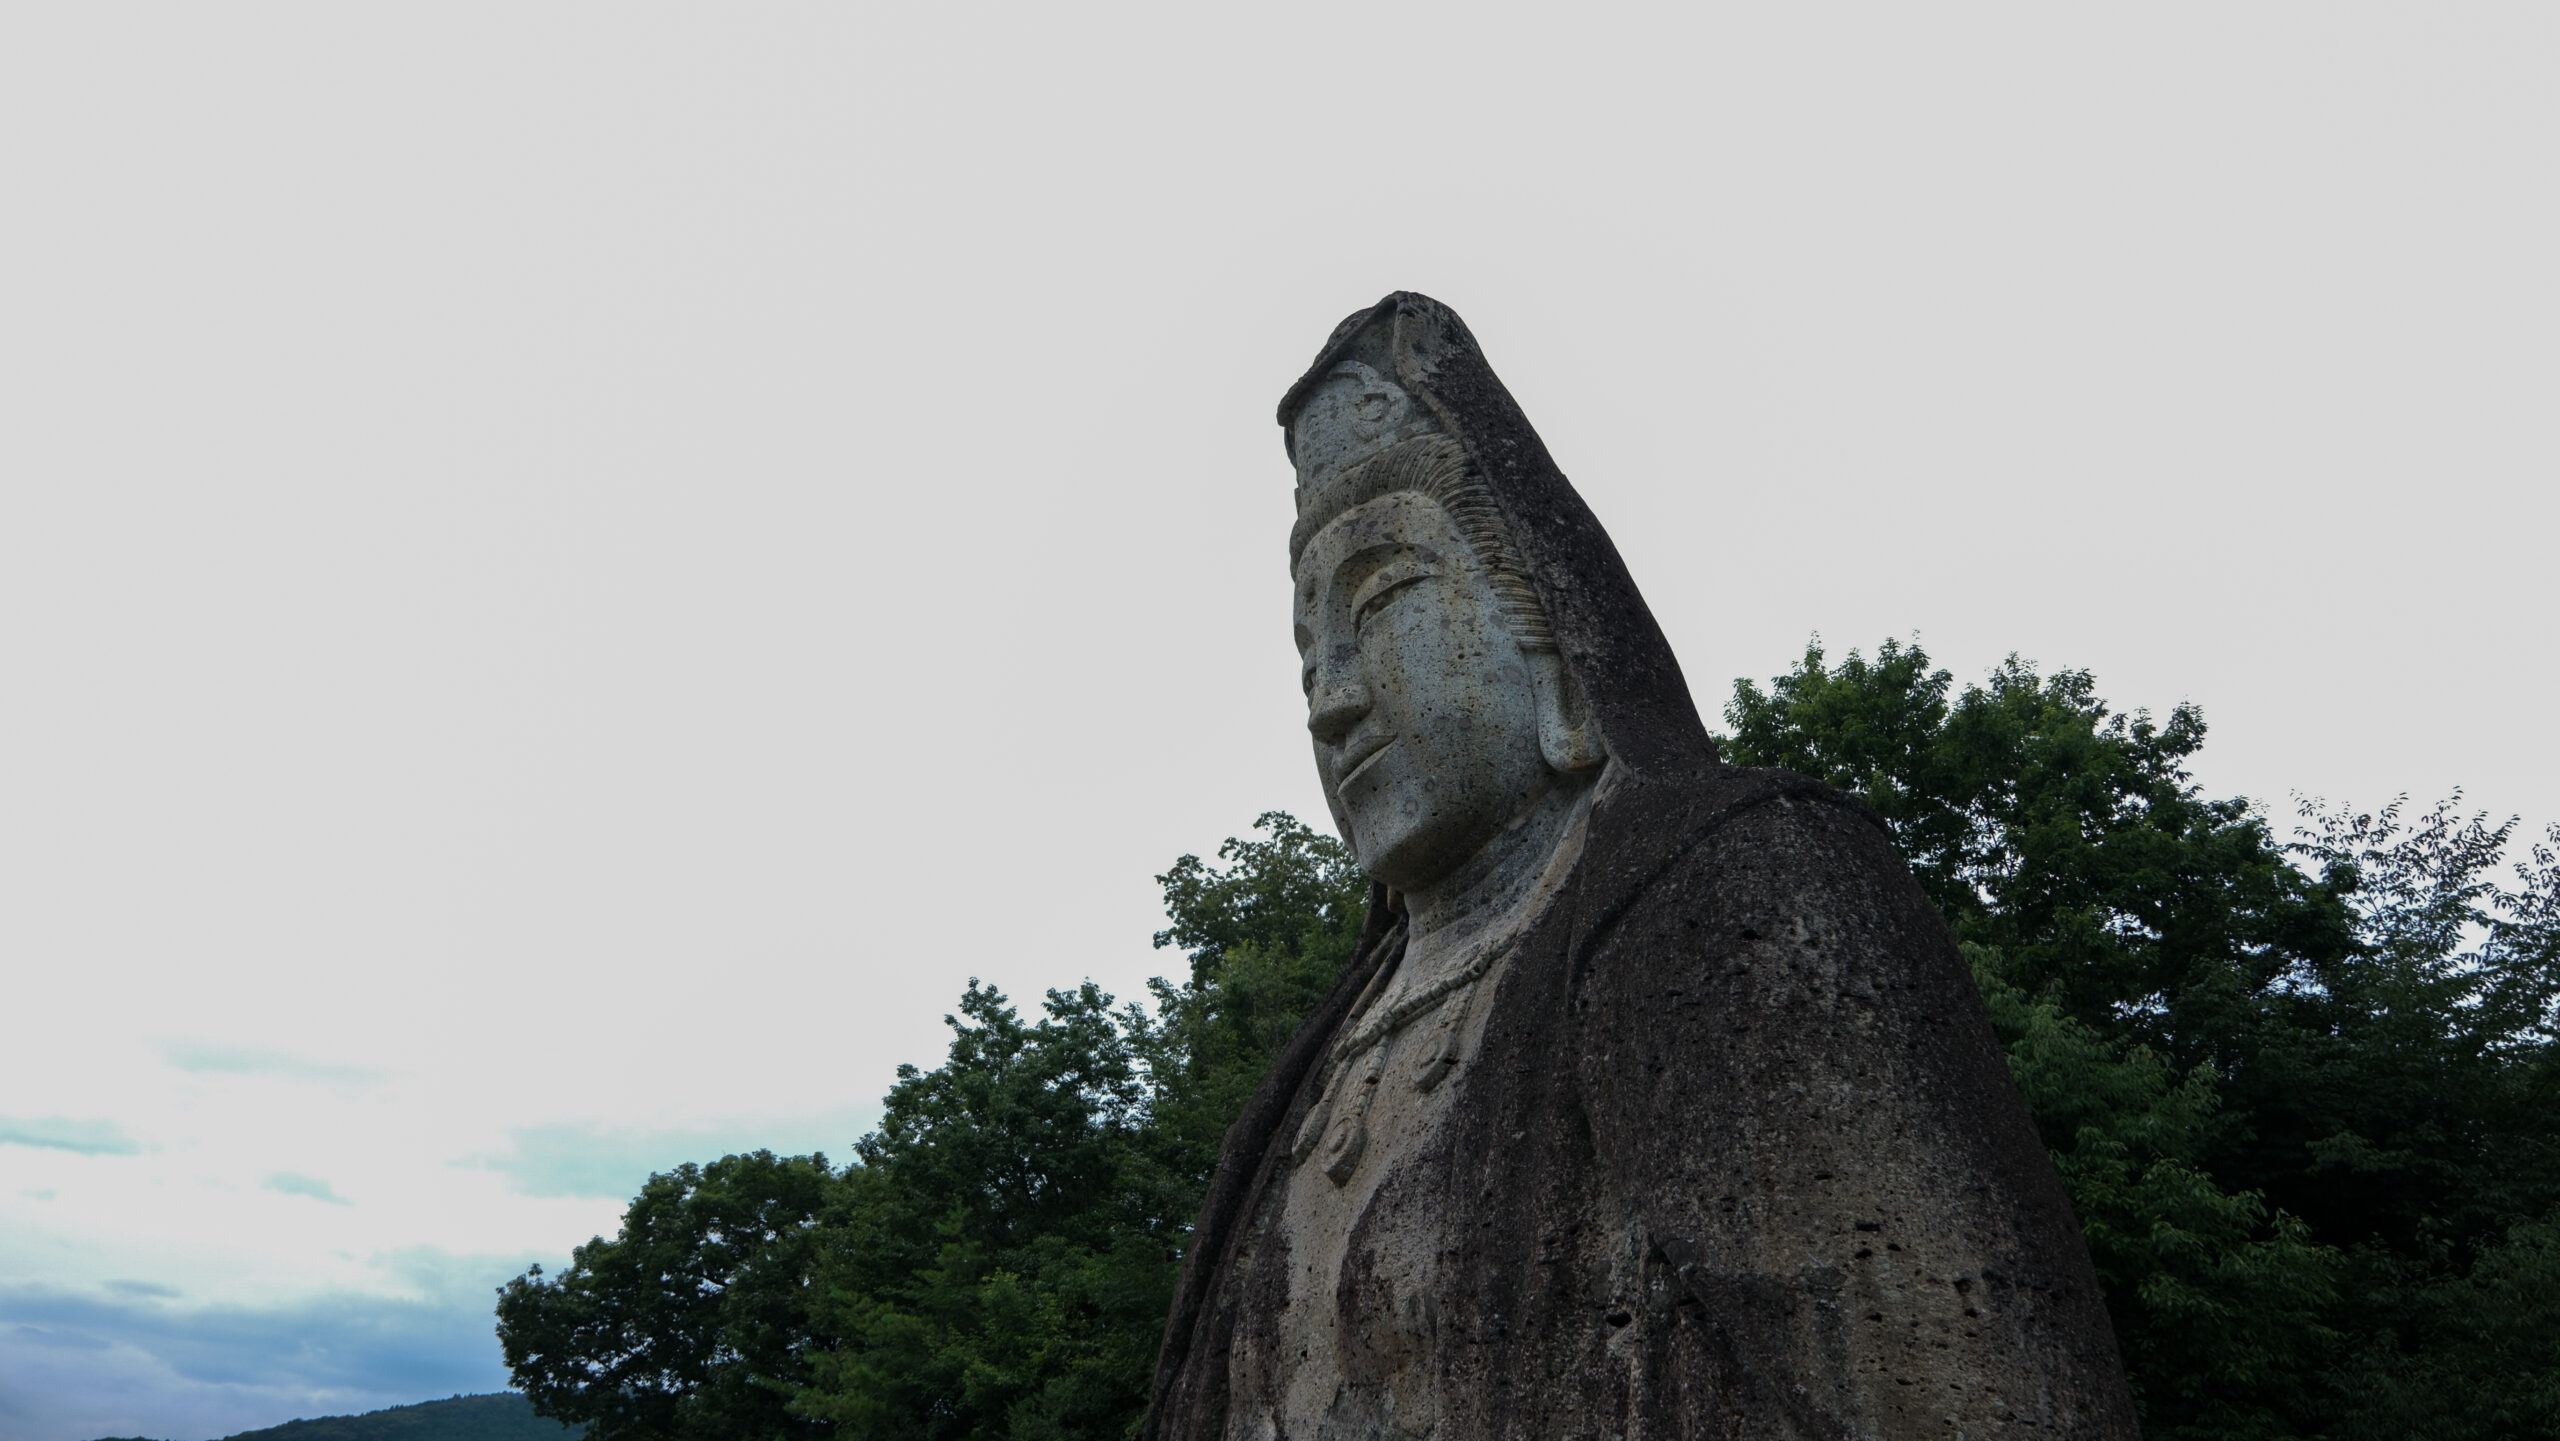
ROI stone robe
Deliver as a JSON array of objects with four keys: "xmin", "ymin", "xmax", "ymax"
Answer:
[{"xmin": 1145, "ymin": 764, "xmax": 2136, "ymax": 1440}]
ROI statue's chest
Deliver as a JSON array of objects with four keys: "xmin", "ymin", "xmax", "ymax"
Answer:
[{"xmin": 1234, "ymin": 961, "xmax": 1506, "ymax": 1440}]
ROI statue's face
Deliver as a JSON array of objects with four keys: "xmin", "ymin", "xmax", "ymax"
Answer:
[{"xmin": 1293, "ymin": 491, "xmax": 1550, "ymax": 891}]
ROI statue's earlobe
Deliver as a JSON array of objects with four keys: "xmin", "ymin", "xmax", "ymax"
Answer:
[{"xmin": 1528, "ymin": 650, "xmax": 1606, "ymax": 775}]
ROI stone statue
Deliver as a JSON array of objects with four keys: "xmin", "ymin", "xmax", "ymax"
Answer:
[{"xmin": 1142, "ymin": 294, "xmax": 2139, "ymax": 1440}]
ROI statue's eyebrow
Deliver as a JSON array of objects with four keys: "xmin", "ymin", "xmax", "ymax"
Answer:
[{"xmin": 1329, "ymin": 539, "xmax": 1434, "ymax": 606}]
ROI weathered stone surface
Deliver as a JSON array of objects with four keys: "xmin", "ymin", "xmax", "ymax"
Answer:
[{"xmin": 1144, "ymin": 294, "xmax": 2138, "ymax": 1440}]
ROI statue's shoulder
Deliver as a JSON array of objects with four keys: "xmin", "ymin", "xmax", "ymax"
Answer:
[
  {"xmin": 1588, "ymin": 761, "xmax": 1892, "ymax": 872},
  {"xmin": 1574, "ymin": 763, "xmax": 1906, "ymax": 953}
]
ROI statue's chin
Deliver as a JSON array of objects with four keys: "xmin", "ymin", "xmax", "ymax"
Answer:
[
  {"xmin": 1351, "ymin": 795, "xmax": 1527, "ymax": 899},
  {"xmin": 1346, "ymin": 809, "xmax": 1471, "ymax": 897},
  {"xmin": 1336, "ymin": 732, "xmax": 1559, "ymax": 897}
]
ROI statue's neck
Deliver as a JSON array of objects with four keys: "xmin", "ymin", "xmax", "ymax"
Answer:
[{"xmin": 1403, "ymin": 772, "xmax": 1594, "ymax": 961}]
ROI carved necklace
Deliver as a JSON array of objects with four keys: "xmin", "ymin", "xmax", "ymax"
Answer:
[{"xmin": 1293, "ymin": 920, "xmax": 1512, "ymax": 1187}]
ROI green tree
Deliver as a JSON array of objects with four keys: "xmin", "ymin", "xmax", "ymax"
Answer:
[
  {"xmin": 1721, "ymin": 638, "xmax": 2360, "ymax": 1044},
  {"xmin": 1967, "ymin": 944, "xmax": 2338, "ymax": 1437},
  {"xmin": 495, "ymin": 1150, "xmax": 837, "ymax": 1441},
  {"xmin": 1722, "ymin": 638, "xmax": 2560, "ymax": 1439},
  {"xmin": 2280, "ymin": 799, "xmax": 2560, "ymax": 1441},
  {"xmin": 1134, "ymin": 812, "xmax": 1368, "ymax": 1192},
  {"xmin": 793, "ymin": 980, "xmax": 1176, "ymax": 1441},
  {"xmin": 2326, "ymin": 1210, "xmax": 2560, "ymax": 1438}
]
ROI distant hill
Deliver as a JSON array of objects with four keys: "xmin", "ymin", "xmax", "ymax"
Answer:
[{"xmin": 91, "ymin": 1392, "xmax": 581, "ymax": 1441}]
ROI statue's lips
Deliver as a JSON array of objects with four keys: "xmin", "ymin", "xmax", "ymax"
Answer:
[{"xmin": 1335, "ymin": 734, "xmax": 1397, "ymax": 790}]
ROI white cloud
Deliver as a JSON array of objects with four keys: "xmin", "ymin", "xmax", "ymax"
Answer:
[
  {"xmin": 262, "ymin": 1174, "xmax": 352, "ymax": 1208},
  {"xmin": 102, "ymin": 1280, "xmax": 183, "ymax": 1300},
  {"xmin": 468, "ymin": 1111, "xmax": 877, "ymax": 1201},
  {"xmin": 0, "ymin": 1117, "xmax": 144, "ymax": 1157},
  {"xmin": 160, "ymin": 1045, "xmax": 383, "ymax": 1091}
]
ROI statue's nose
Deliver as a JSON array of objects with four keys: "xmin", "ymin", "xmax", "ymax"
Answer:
[{"xmin": 1306, "ymin": 672, "xmax": 1370, "ymax": 749}]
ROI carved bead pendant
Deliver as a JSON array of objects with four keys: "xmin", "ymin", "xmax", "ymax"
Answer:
[{"xmin": 1412, "ymin": 1024, "xmax": 1461, "ymax": 1092}]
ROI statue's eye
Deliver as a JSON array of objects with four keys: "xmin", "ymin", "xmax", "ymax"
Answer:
[{"xmin": 1352, "ymin": 562, "xmax": 1435, "ymax": 632}]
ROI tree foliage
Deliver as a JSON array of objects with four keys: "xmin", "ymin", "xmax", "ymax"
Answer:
[
  {"xmin": 500, "ymin": 645, "xmax": 2560, "ymax": 1440},
  {"xmin": 497, "ymin": 1151, "xmax": 835, "ymax": 1441},
  {"xmin": 1137, "ymin": 814, "xmax": 1369, "ymax": 1192},
  {"xmin": 1723, "ymin": 638, "xmax": 2560, "ymax": 1439}
]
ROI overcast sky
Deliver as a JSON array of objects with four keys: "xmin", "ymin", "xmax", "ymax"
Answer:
[{"xmin": 3, "ymin": 6, "xmax": 2554, "ymax": 1439}]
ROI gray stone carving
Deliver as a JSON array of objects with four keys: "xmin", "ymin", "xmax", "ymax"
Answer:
[{"xmin": 1143, "ymin": 294, "xmax": 2141, "ymax": 1440}]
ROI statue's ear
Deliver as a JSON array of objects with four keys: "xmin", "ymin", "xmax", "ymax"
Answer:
[{"xmin": 1528, "ymin": 650, "xmax": 1606, "ymax": 774}]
